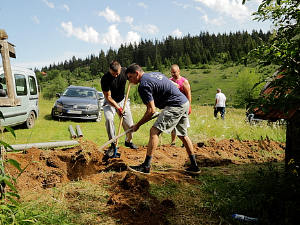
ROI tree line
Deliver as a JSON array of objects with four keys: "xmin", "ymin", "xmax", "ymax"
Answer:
[{"xmin": 36, "ymin": 29, "xmax": 271, "ymax": 76}]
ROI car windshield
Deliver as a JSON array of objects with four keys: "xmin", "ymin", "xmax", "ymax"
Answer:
[
  {"xmin": 63, "ymin": 88, "xmax": 96, "ymax": 98},
  {"xmin": 98, "ymin": 92, "xmax": 104, "ymax": 98}
]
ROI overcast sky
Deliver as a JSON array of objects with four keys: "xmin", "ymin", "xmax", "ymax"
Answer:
[{"xmin": 0, "ymin": 0, "xmax": 271, "ymax": 70}]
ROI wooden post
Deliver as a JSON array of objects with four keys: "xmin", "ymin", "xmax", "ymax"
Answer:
[{"xmin": 0, "ymin": 29, "xmax": 20, "ymax": 106}]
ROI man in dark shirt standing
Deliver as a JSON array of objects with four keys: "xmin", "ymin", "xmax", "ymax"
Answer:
[
  {"xmin": 101, "ymin": 61, "xmax": 138, "ymax": 156},
  {"xmin": 126, "ymin": 63, "xmax": 200, "ymax": 175}
]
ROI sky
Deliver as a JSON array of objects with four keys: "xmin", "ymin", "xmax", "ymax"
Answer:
[{"xmin": 0, "ymin": 0, "xmax": 272, "ymax": 70}]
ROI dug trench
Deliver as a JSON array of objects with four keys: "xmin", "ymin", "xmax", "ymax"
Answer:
[{"xmin": 4, "ymin": 138, "xmax": 285, "ymax": 224}]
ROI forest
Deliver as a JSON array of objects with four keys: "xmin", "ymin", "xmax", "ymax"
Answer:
[{"xmin": 34, "ymin": 29, "xmax": 272, "ymax": 103}]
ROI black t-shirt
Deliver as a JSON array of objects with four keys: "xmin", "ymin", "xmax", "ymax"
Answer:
[{"xmin": 101, "ymin": 67, "xmax": 128, "ymax": 102}]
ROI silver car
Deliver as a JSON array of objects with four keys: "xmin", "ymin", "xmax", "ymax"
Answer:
[
  {"xmin": 97, "ymin": 91, "xmax": 105, "ymax": 110},
  {"xmin": 52, "ymin": 86, "xmax": 102, "ymax": 122}
]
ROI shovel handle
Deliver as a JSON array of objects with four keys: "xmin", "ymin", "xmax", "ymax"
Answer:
[
  {"xmin": 99, "ymin": 112, "xmax": 160, "ymax": 151},
  {"xmin": 99, "ymin": 128, "xmax": 133, "ymax": 151},
  {"xmin": 116, "ymin": 82, "xmax": 131, "ymax": 148}
]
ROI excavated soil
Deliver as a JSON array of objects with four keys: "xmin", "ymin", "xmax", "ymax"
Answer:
[{"xmin": 4, "ymin": 138, "xmax": 285, "ymax": 224}]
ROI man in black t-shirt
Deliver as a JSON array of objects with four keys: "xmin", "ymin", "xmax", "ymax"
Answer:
[{"xmin": 101, "ymin": 61, "xmax": 138, "ymax": 156}]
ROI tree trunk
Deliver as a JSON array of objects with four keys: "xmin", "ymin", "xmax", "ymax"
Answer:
[{"xmin": 285, "ymin": 119, "xmax": 300, "ymax": 168}]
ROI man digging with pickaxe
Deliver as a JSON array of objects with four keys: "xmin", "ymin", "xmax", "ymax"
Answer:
[
  {"xmin": 126, "ymin": 63, "xmax": 201, "ymax": 175},
  {"xmin": 101, "ymin": 61, "xmax": 138, "ymax": 158}
]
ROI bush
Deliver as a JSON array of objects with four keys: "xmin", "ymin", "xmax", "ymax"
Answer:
[
  {"xmin": 199, "ymin": 64, "xmax": 211, "ymax": 69},
  {"xmin": 203, "ymin": 69, "xmax": 211, "ymax": 74}
]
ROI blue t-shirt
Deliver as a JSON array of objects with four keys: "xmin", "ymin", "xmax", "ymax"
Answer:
[{"xmin": 138, "ymin": 72, "xmax": 188, "ymax": 109}]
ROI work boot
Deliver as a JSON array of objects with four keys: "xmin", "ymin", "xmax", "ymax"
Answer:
[
  {"xmin": 125, "ymin": 141, "xmax": 138, "ymax": 149},
  {"xmin": 185, "ymin": 166, "xmax": 201, "ymax": 175},
  {"xmin": 106, "ymin": 143, "xmax": 116, "ymax": 158},
  {"xmin": 128, "ymin": 164, "xmax": 150, "ymax": 174}
]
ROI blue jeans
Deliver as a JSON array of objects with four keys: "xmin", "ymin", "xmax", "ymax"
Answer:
[{"xmin": 214, "ymin": 107, "xmax": 225, "ymax": 120}]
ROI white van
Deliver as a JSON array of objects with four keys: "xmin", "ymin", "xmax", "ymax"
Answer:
[{"xmin": 0, "ymin": 66, "xmax": 39, "ymax": 129}]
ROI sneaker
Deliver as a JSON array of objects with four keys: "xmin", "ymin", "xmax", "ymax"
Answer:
[
  {"xmin": 185, "ymin": 166, "xmax": 201, "ymax": 175},
  {"xmin": 128, "ymin": 164, "xmax": 150, "ymax": 174},
  {"xmin": 171, "ymin": 142, "xmax": 176, "ymax": 146},
  {"xmin": 125, "ymin": 141, "xmax": 138, "ymax": 149},
  {"xmin": 106, "ymin": 144, "xmax": 116, "ymax": 158}
]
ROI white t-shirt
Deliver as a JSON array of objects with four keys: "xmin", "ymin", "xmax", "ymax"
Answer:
[{"xmin": 215, "ymin": 92, "xmax": 226, "ymax": 107}]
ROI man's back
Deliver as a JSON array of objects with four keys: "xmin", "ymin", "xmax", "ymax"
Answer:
[{"xmin": 215, "ymin": 92, "xmax": 226, "ymax": 107}]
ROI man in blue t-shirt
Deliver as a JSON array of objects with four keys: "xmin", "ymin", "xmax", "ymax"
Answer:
[{"xmin": 125, "ymin": 63, "xmax": 200, "ymax": 175}]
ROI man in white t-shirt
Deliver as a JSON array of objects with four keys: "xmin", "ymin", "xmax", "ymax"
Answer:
[{"xmin": 214, "ymin": 88, "xmax": 226, "ymax": 120}]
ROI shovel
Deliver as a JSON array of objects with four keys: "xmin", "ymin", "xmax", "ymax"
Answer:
[
  {"xmin": 99, "ymin": 112, "xmax": 160, "ymax": 151},
  {"xmin": 113, "ymin": 82, "xmax": 131, "ymax": 158}
]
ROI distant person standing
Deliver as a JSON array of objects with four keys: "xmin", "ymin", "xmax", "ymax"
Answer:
[
  {"xmin": 214, "ymin": 88, "xmax": 226, "ymax": 120},
  {"xmin": 169, "ymin": 64, "xmax": 192, "ymax": 146}
]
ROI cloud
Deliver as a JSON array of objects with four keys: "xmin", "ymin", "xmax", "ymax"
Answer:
[
  {"xmin": 124, "ymin": 16, "xmax": 158, "ymax": 35},
  {"xmin": 31, "ymin": 15, "xmax": 40, "ymax": 24},
  {"xmin": 125, "ymin": 31, "xmax": 141, "ymax": 45},
  {"xmin": 61, "ymin": 22, "xmax": 140, "ymax": 48},
  {"xmin": 193, "ymin": 0, "xmax": 253, "ymax": 21},
  {"xmin": 61, "ymin": 21, "xmax": 99, "ymax": 44},
  {"xmin": 131, "ymin": 23, "xmax": 159, "ymax": 35},
  {"xmin": 201, "ymin": 15, "xmax": 225, "ymax": 26},
  {"xmin": 173, "ymin": 1, "xmax": 193, "ymax": 9},
  {"xmin": 98, "ymin": 7, "xmax": 122, "ymax": 23},
  {"xmin": 137, "ymin": 2, "xmax": 148, "ymax": 9},
  {"xmin": 195, "ymin": 6, "xmax": 206, "ymax": 14},
  {"xmin": 124, "ymin": 16, "xmax": 134, "ymax": 25},
  {"xmin": 101, "ymin": 24, "xmax": 123, "ymax": 46},
  {"xmin": 60, "ymin": 4, "xmax": 70, "ymax": 12},
  {"xmin": 144, "ymin": 24, "xmax": 159, "ymax": 35},
  {"xmin": 172, "ymin": 28, "xmax": 182, "ymax": 37},
  {"xmin": 42, "ymin": 0, "xmax": 54, "ymax": 9}
]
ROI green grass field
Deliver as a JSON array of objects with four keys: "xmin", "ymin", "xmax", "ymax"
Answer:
[{"xmin": 2, "ymin": 97, "xmax": 286, "ymax": 149}]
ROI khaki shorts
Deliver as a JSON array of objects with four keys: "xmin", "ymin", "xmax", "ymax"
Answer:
[{"xmin": 153, "ymin": 101, "xmax": 189, "ymax": 136}]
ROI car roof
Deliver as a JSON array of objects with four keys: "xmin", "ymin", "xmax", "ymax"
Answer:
[{"xmin": 67, "ymin": 86, "xmax": 96, "ymax": 90}]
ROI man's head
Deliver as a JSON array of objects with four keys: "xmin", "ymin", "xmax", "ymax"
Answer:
[
  {"xmin": 170, "ymin": 64, "xmax": 180, "ymax": 79},
  {"xmin": 217, "ymin": 88, "xmax": 221, "ymax": 93},
  {"xmin": 109, "ymin": 61, "xmax": 121, "ymax": 77},
  {"xmin": 126, "ymin": 63, "xmax": 144, "ymax": 85}
]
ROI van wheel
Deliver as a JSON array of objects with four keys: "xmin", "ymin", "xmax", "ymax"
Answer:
[
  {"xmin": 25, "ymin": 111, "xmax": 35, "ymax": 129},
  {"xmin": 95, "ymin": 110, "xmax": 102, "ymax": 122}
]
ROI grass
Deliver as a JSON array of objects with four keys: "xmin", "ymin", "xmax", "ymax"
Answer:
[{"xmin": 2, "ymin": 98, "xmax": 286, "ymax": 148}]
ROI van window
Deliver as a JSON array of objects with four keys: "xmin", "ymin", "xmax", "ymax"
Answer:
[
  {"xmin": 15, "ymin": 74, "xmax": 27, "ymax": 96},
  {"xmin": 28, "ymin": 76, "xmax": 37, "ymax": 95}
]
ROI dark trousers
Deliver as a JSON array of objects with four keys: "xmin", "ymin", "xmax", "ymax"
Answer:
[{"xmin": 214, "ymin": 107, "xmax": 225, "ymax": 119}]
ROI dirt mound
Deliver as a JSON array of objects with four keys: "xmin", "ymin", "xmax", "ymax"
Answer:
[
  {"xmin": 107, "ymin": 172, "xmax": 175, "ymax": 225},
  {"xmin": 4, "ymin": 138, "xmax": 285, "ymax": 224}
]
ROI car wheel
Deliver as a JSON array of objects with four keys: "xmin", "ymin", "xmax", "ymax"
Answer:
[
  {"xmin": 51, "ymin": 108, "xmax": 57, "ymax": 120},
  {"xmin": 25, "ymin": 111, "xmax": 35, "ymax": 129},
  {"xmin": 95, "ymin": 110, "xmax": 102, "ymax": 122}
]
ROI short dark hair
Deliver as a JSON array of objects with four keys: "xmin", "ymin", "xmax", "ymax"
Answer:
[
  {"xmin": 126, "ymin": 63, "xmax": 143, "ymax": 74},
  {"xmin": 109, "ymin": 61, "xmax": 121, "ymax": 71}
]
